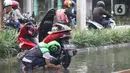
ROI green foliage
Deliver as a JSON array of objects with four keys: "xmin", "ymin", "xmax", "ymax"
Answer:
[
  {"xmin": 71, "ymin": 28, "xmax": 130, "ymax": 48},
  {"xmin": 115, "ymin": 16, "xmax": 130, "ymax": 25},
  {"xmin": 0, "ymin": 29, "xmax": 18, "ymax": 58}
]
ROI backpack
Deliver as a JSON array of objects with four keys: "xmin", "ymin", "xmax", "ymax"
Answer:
[{"xmin": 56, "ymin": 9, "xmax": 69, "ymax": 24}]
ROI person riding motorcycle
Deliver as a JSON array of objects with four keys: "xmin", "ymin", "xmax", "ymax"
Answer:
[
  {"xmin": 64, "ymin": 0, "xmax": 76, "ymax": 25},
  {"xmin": 56, "ymin": 0, "xmax": 76, "ymax": 27},
  {"xmin": 3, "ymin": 0, "xmax": 21, "ymax": 31},
  {"xmin": 22, "ymin": 41, "xmax": 62, "ymax": 73},
  {"xmin": 12, "ymin": 0, "xmax": 24, "ymax": 20},
  {"xmin": 70, "ymin": 0, "xmax": 76, "ymax": 25},
  {"xmin": 93, "ymin": 1, "xmax": 112, "ymax": 27}
]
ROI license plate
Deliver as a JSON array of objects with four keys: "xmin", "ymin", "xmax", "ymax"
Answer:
[{"xmin": 63, "ymin": 44, "xmax": 75, "ymax": 50}]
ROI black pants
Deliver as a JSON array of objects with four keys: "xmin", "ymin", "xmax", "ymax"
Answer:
[
  {"xmin": 95, "ymin": 19, "xmax": 111, "ymax": 28},
  {"xmin": 22, "ymin": 58, "xmax": 45, "ymax": 73},
  {"xmin": 101, "ymin": 19, "xmax": 111, "ymax": 28}
]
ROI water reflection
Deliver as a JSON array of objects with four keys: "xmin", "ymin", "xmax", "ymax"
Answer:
[
  {"xmin": 69, "ymin": 47, "xmax": 130, "ymax": 73},
  {"xmin": 1, "ymin": 47, "xmax": 130, "ymax": 73}
]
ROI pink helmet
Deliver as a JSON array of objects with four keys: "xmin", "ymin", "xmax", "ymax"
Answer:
[{"xmin": 12, "ymin": 1, "xmax": 19, "ymax": 8}]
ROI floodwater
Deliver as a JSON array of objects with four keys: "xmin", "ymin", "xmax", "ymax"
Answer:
[{"xmin": 1, "ymin": 47, "xmax": 130, "ymax": 73}]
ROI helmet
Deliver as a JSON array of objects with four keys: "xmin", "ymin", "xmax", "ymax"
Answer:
[
  {"xmin": 71, "ymin": 0, "xmax": 76, "ymax": 7},
  {"xmin": 64, "ymin": 0, "xmax": 72, "ymax": 8},
  {"xmin": 96, "ymin": 1, "xmax": 105, "ymax": 8},
  {"xmin": 4, "ymin": 0, "xmax": 12, "ymax": 7},
  {"xmin": 48, "ymin": 41, "xmax": 61, "ymax": 53},
  {"xmin": 12, "ymin": 1, "xmax": 19, "ymax": 8}
]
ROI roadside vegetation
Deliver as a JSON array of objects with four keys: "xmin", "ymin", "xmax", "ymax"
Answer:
[
  {"xmin": 115, "ymin": 16, "xmax": 130, "ymax": 25},
  {"xmin": 71, "ymin": 28, "xmax": 130, "ymax": 48},
  {"xmin": 0, "ymin": 29, "xmax": 18, "ymax": 58},
  {"xmin": 1, "ymin": 27, "xmax": 130, "ymax": 58}
]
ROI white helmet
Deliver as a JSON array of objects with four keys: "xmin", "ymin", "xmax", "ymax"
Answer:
[{"xmin": 4, "ymin": 0, "xmax": 12, "ymax": 7}]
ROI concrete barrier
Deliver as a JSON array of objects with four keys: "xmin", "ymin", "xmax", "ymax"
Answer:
[{"xmin": 112, "ymin": 69, "xmax": 130, "ymax": 73}]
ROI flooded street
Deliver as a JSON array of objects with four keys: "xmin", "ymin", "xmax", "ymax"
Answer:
[{"xmin": 1, "ymin": 47, "xmax": 130, "ymax": 73}]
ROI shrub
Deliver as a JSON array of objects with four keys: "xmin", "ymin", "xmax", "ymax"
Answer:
[
  {"xmin": 71, "ymin": 28, "xmax": 130, "ymax": 48},
  {"xmin": 0, "ymin": 29, "xmax": 18, "ymax": 58}
]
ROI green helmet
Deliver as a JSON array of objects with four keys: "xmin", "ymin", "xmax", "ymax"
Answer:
[{"xmin": 47, "ymin": 41, "xmax": 61, "ymax": 53}]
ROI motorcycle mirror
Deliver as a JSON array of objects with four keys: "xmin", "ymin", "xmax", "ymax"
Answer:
[{"xmin": 111, "ymin": 11, "xmax": 114, "ymax": 15}]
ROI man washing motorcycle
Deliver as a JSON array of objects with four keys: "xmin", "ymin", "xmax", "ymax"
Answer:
[
  {"xmin": 93, "ymin": 1, "xmax": 112, "ymax": 28},
  {"xmin": 22, "ymin": 41, "xmax": 62, "ymax": 73}
]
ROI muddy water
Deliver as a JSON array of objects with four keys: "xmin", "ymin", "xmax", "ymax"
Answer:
[{"xmin": 1, "ymin": 47, "xmax": 130, "ymax": 73}]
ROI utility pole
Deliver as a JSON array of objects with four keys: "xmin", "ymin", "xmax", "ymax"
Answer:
[
  {"xmin": 26, "ymin": 0, "xmax": 33, "ymax": 16},
  {"xmin": 77, "ymin": 0, "xmax": 86, "ymax": 30},
  {"xmin": 33, "ymin": 0, "xmax": 38, "ymax": 17},
  {"xmin": 51, "ymin": 0, "xmax": 54, "ymax": 8},
  {"xmin": 86, "ymin": 0, "xmax": 92, "ymax": 18},
  {"xmin": 111, "ymin": 0, "xmax": 114, "ymax": 15},
  {"xmin": 0, "ymin": 0, "xmax": 2, "ymax": 29}
]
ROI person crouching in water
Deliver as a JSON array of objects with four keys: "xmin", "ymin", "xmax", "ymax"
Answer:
[
  {"xmin": 3, "ymin": 0, "xmax": 21, "ymax": 31},
  {"xmin": 22, "ymin": 41, "xmax": 62, "ymax": 73}
]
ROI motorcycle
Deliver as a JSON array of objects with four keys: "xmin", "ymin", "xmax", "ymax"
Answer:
[
  {"xmin": 17, "ymin": 9, "xmax": 77, "ymax": 69},
  {"xmin": 44, "ymin": 22, "xmax": 77, "ymax": 68},
  {"xmin": 86, "ymin": 15, "xmax": 116, "ymax": 29},
  {"xmin": 38, "ymin": 9, "xmax": 77, "ymax": 69}
]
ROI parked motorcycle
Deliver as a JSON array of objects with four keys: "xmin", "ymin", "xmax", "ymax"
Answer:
[
  {"xmin": 44, "ymin": 22, "xmax": 77, "ymax": 68},
  {"xmin": 17, "ymin": 9, "xmax": 77, "ymax": 70},
  {"xmin": 86, "ymin": 15, "xmax": 116, "ymax": 29},
  {"xmin": 38, "ymin": 9, "xmax": 77, "ymax": 69}
]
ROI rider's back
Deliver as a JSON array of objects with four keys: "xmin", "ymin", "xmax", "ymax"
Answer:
[
  {"xmin": 56, "ymin": 9, "xmax": 69, "ymax": 24},
  {"xmin": 93, "ymin": 7, "xmax": 104, "ymax": 22}
]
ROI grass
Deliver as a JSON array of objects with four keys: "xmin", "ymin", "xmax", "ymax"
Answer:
[
  {"xmin": 0, "ymin": 28, "xmax": 18, "ymax": 58},
  {"xmin": 71, "ymin": 28, "xmax": 130, "ymax": 48},
  {"xmin": 1, "ymin": 22, "xmax": 130, "ymax": 58},
  {"xmin": 114, "ymin": 16, "xmax": 130, "ymax": 25}
]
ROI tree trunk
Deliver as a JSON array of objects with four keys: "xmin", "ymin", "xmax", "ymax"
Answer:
[{"xmin": 0, "ymin": 0, "xmax": 2, "ymax": 29}]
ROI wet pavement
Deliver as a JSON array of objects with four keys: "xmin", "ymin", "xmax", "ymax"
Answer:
[{"xmin": 1, "ymin": 46, "xmax": 130, "ymax": 73}]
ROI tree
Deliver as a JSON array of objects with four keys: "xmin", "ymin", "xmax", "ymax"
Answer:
[{"xmin": 0, "ymin": 0, "xmax": 2, "ymax": 29}]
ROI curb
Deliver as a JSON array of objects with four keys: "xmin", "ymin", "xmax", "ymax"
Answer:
[
  {"xmin": 76, "ymin": 43, "xmax": 130, "ymax": 54},
  {"xmin": 112, "ymin": 69, "xmax": 130, "ymax": 73}
]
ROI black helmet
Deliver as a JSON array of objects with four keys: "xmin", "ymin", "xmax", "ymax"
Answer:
[
  {"xmin": 96, "ymin": 1, "xmax": 105, "ymax": 8},
  {"xmin": 71, "ymin": 1, "xmax": 76, "ymax": 7}
]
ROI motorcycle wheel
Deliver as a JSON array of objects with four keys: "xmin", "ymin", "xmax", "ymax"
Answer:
[
  {"xmin": 62, "ymin": 50, "xmax": 71, "ymax": 69},
  {"xmin": 18, "ymin": 59, "xmax": 25, "ymax": 73}
]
